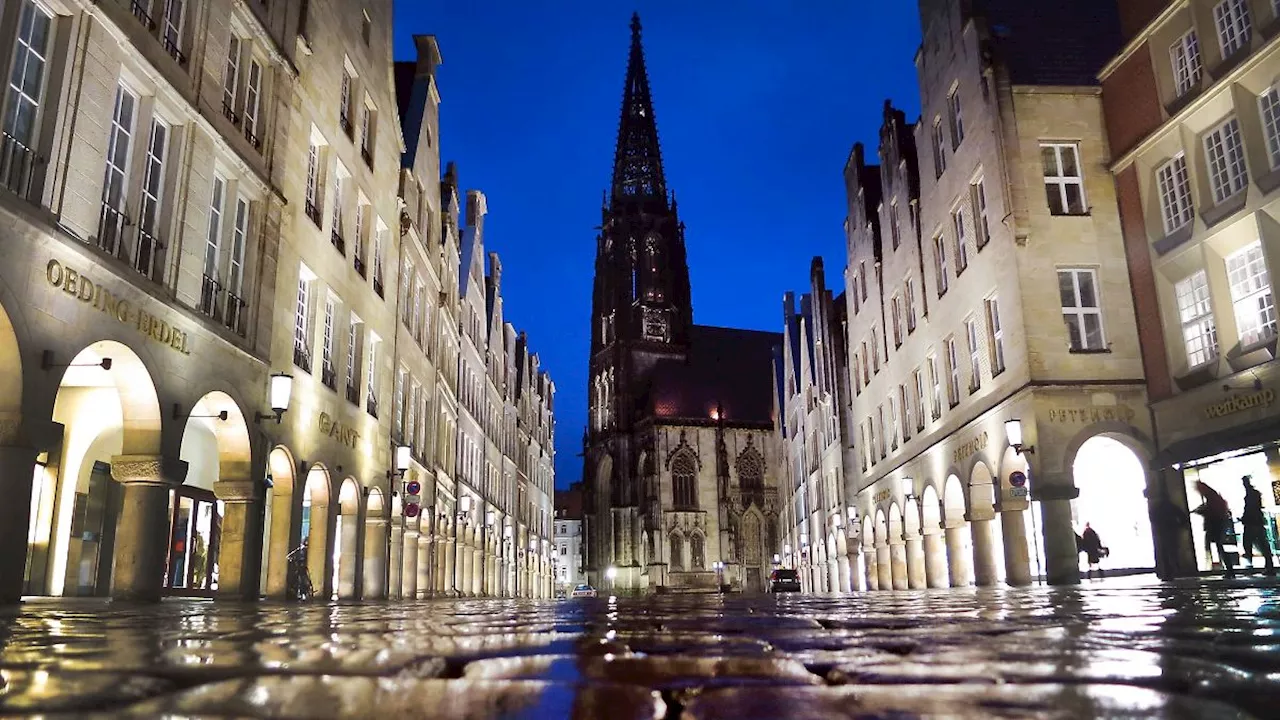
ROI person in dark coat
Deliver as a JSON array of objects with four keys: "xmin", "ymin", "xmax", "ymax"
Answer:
[
  {"xmin": 1192, "ymin": 480, "xmax": 1235, "ymax": 578},
  {"xmin": 1079, "ymin": 523, "xmax": 1107, "ymax": 579},
  {"xmin": 1241, "ymin": 475, "xmax": 1275, "ymax": 575}
]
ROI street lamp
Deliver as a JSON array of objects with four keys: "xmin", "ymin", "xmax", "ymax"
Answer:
[
  {"xmin": 1006, "ymin": 418, "xmax": 1035, "ymax": 455},
  {"xmin": 606, "ymin": 565, "xmax": 617, "ymax": 593}
]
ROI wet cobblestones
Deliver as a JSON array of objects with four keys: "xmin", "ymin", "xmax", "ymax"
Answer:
[{"xmin": 1, "ymin": 578, "xmax": 1278, "ymax": 718}]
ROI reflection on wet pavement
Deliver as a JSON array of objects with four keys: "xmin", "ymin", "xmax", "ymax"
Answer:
[{"xmin": 1, "ymin": 579, "xmax": 1278, "ymax": 718}]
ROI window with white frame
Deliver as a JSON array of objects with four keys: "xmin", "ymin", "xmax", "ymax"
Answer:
[
  {"xmin": 102, "ymin": 84, "xmax": 137, "ymax": 215},
  {"xmin": 360, "ymin": 98, "xmax": 374, "ymax": 158},
  {"xmin": 1175, "ymin": 270, "xmax": 1218, "ymax": 367},
  {"xmin": 1226, "ymin": 241, "xmax": 1277, "ymax": 346},
  {"xmin": 952, "ymin": 205, "xmax": 969, "ymax": 272},
  {"xmin": 888, "ymin": 393, "xmax": 899, "ymax": 450},
  {"xmin": 346, "ymin": 313, "xmax": 361, "ymax": 392},
  {"xmin": 932, "ymin": 118, "xmax": 947, "ymax": 177},
  {"xmin": 412, "ymin": 279, "xmax": 424, "ymax": 341},
  {"xmin": 860, "ymin": 341, "xmax": 869, "ymax": 385},
  {"xmin": 1213, "ymin": 0, "xmax": 1251, "ymax": 58},
  {"xmin": 965, "ymin": 316, "xmax": 981, "ymax": 391},
  {"xmin": 891, "ymin": 295, "xmax": 903, "ymax": 347},
  {"xmin": 1041, "ymin": 143, "xmax": 1086, "ymax": 215},
  {"xmin": 365, "ymin": 334, "xmax": 379, "ymax": 410},
  {"xmin": 945, "ymin": 337, "xmax": 961, "ymax": 406},
  {"xmin": 322, "ymin": 295, "xmax": 336, "ymax": 381},
  {"xmin": 222, "ymin": 36, "xmax": 241, "ymax": 115},
  {"xmin": 136, "ymin": 119, "xmax": 168, "ymax": 275},
  {"xmin": 339, "ymin": 66, "xmax": 353, "ymax": 130},
  {"xmin": 373, "ymin": 221, "xmax": 385, "ymax": 288},
  {"xmin": 859, "ymin": 262, "xmax": 867, "ymax": 301},
  {"xmin": 1156, "ymin": 154, "xmax": 1194, "ymax": 234},
  {"xmin": 1058, "ymin": 268, "xmax": 1106, "ymax": 351},
  {"xmin": 393, "ymin": 367, "xmax": 406, "ymax": 436},
  {"xmin": 162, "ymin": 0, "xmax": 185, "ymax": 58},
  {"xmin": 204, "ymin": 176, "xmax": 225, "ymax": 278},
  {"xmin": 913, "ymin": 368, "xmax": 926, "ymax": 429},
  {"xmin": 4, "ymin": 0, "xmax": 53, "ymax": 149},
  {"xmin": 1169, "ymin": 29, "xmax": 1202, "ymax": 98},
  {"xmin": 228, "ymin": 197, "xmax": 248, "ymax": 297},
  {"xmin": 305, "ymin": 140, "xmax": 321, "ymax": 219},
  {"xmin": 890, "ymin": 202, "xmax": 901, "ymax": 250},
  {"xmin": 928, "ymin": 354, "xmax": 942, "ymax": 418},
  {"xmin": 294, "ymin": 267, "xmax": 313, "ymax": 364},
  {"xmin": 948, "ymin": 86, "xmax": 964, "ymax": 147},
  {"xmin": 905, "ymin": 277, "xmax": 917, "ymax": 332},
  {"xmin": 244, "ymin": 60, "xmax": 262, "ymax": 144},
  {"xmin": 971, "ymin": 177, "xmax": 990, "ymax": 247},
  {"xmin": 899, "ymin": 384, "xmax": 911, "ymax": 440},
  {"xmin": 986, "ymin": 296, "xmax": 1005, "ymax": 375},
  {"xmin": 1259, "ymin": 85, "xmax": 1280, "ymax": 170},
  {"xmin": 934, "ymin": 234, "xmax": 949, "ymax": 295},
  {"xmin": 1204, "ymin": 116, "xmax": 1247, "ymax": 203},
  {"xmin": 876, "ymin": 405, "xmax": 886, "ymax": 458},
  {"xmin": 871, "ymin": 326, "xmax": 881, "ymax": 371}
]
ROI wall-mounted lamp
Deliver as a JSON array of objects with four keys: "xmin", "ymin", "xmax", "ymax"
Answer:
[
  {"xmin": 254, "ymin": 373, "xmax": 294, "ymax": 424},
  {"xmin": 1005, "ymin": 418, "xmax": 1035, "ymax": 455},
  {"xmin": 783, "ymin": 543, "xmax": 792, "ymax": 554},
  {"xmin": 900, "ymin": 476, "xmax": 915, "ymax": 501},
  {"xmin": 831, "ymin": 513, "xmax": 843, "ymax": 529},
  {"xmin": 799, "ymin": 533, "xmax": 809, "ymax": 547},
  {"xmin": 387, "ymin": 445, "xmax": 410, "ymax": 480},
  {"xmin": 485, "ymin": 511, "xmax": 495, "ymax": 527},
  {"xmin": 42, "ymin": 350, "xmax": 111, "ymax": 372},
  {"xmin": 847, "ymin": 506, "xmax": 858, "ymax": 525}
]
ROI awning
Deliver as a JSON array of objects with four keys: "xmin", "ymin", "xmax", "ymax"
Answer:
[{"xmin": 1152, "ymin": 413, "xmax": 1280, "ymax": 468}]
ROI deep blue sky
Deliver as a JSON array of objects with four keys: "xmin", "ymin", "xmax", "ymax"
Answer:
[{"xmin": 393, "ymin": 2, "xmax": 922, "ymax": 490}]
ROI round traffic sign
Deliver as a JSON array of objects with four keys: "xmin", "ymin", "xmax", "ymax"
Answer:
[
  {"xmin": 406, "ymin": 480, "xmax": 422, "ymax": 496},
  {"xmin": 404, "ymin": 503, "xmax": 420, "ymax": 518},
  {"xmin": 1010, "ymin": 471, "xmax": 1027, "ymax": 488}
]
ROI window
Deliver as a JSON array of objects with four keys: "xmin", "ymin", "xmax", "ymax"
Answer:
[
  {"xmin": 204, "ymin": 176, "xmax": 225, "ymax": 278},
  {"xmin": 331, "ymin": 172, "xmax": 344, "ymax": 240},
  {"xmin": 888, "ymin": 393, "xmax": 899, "ymax": 449},
  {"xmin": 875, "ymin": 405, "xmax": 885, "ymax": 458},
  {"xmin": 1175, "ymin": 270, "xmax": 1218, "ymax": 367},
  {"xmin": 1213, "ymin": 0, "xmax": 1251, "ymax": 58},
  {"xmin": 3, "ymin": 0, "xmax": 53, "ymax": 149},
  {"xmin": 361, "ymin": 11, "xmax": 372, "ymax": 45},
  {"xmin": 971, "ymin": 178, "xmax": 990, "ymax": 248},
  {"xmin": 373, "ymin": 223, "xmax": 385, "ymax": 292},
  {"xmin": 851, "ymin": 351, "xmax": 861, "ymax": 393},
  {"xmin": 294, "ymin": 271, "xmax": 312, "ymax": 367},
  {"xmin": 905, "ymin": 277, "xmax": 917, "ymax": 332},
  {"xmin": 366, "ymin": 334, "xmax": 378, "ymax": 413},
  {"xmin": 229, "ymin": 198, "xmax": 248, "ymax": 297},
  {"xmin": 222, "ymin": 36, "xmax": 241, "ymax": 116},
  {"xmin": 965, "ymin": 317, "xmax": 981, "ymax": 391},
  {"xmin": 162, "ymin": 0, "xmax": 186, "ymax": 60},
  {"xmin": 1259, "ymin": 86, "xmax": 1280, "ymax": 170},
  {"xmin": 1058, "ymin": 268, "xmax": 1106, "ymax": 351},
  {"xmin": 932, "ymin": 118, "xmax": 947, "ymax": 177},
  {"xmin": 933, "ymin": 234, "xmax": 949, "ymax": 295},
  {"xmin": 353, "ymin": 202, "xmax": 366, "ymax": 268},
  {"xmin": 1156, "ymin": 154, "xmax": 1194, "ymax": 234},
  {"xmin": 890, "ymin": 202, "xmax": 901, "ymax": 250},
  {"xmin": 360, "ymin": 100, "xmax": 374, "ymax": 161},
  {"xmin": 321, "ymin": 296, "xmax": 336, "ymax": 386},
  {"xmin": 393, "ymin": 367, "xmax": 406, "ymax": 436},
  {"xmin": 244, "ymin": 60, "xmax": 262, "ymax": 146},
  {"xmin": 672, "ymin": 452, "xmax": 697, "ymax": 509},
  {"xmin": 913, "ymin": 368, "xmax": 926, "ymax": 429},
  {"xmin": 898, "ymin": 384, "xmax": 910, "ymax": 440},
  {"xmin": 339, "ymin": 68, "xmax": 353, "ymax": 133},
  {"xmin": 1204, "ymin": 117, "xmax": 1247, "ymax": 203},
  {"xmin": 1041, "ymin": 143, "xmax": 1086, "ymax": 215},
  {"xmin": 102, "ymin": 84, "xmax": 137, "ymax": 218},
  {"xmin": 412, "ymin": 279, "xmax": 424, "ymax": 341},
  {"xmin": 1226, "ymin": 242, "xmax": 1277, "ymax": 346},
  {"xmin": 136, "ymin": 120, "xmax": 168, "ymax": 277},
  {"xmin": 346, "ymin": 314, "xmax": 361, "ymax": 393},
  {"xmin": 871, "ymin": 326, "xmax": 881, "ymax": 372},
  {"xmin": 928, "ymin": 354, "xmax": 942, "ymax": 418},
  {"xmin": 1170, "ymin": 30, "xmax": 1202, "ymax": 97},
  {"xmin": 859, "ymin": 262, "xmax": 867, "ymax": 301},
  {"xmin": 947, "ymin": 86, "xmax": 964, "ymax": 147},
  {"xmin": 945, "ymin": 337, "xmax": 960, "ymax": 406},
  {"xmin": 891, "ymin": 295, "xmax": 903, "ymax": 347},
  {"xmin": 860, "ymin": 341, "xmax": 869, "ymax": 385},
  {"xmin": 986, "ymin": 297, "xmax": 1005, "ymax": 375},
  {"xmin": 952, "ymin": 206, "xmax": 969, "ymax": 272},
  {"xmin": 305, "ymin": 141, "xmax": 321, "ymax": 223},
  {"xmin": 399, "ymin": 257, "xmax": 414, "ymax": 325}
]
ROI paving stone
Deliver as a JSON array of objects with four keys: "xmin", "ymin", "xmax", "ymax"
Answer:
[
  {"xmin": 463, "ymin": 653, "xmax": 821, "ymax": 688},
  {"xmin": 0, "ymin": 668, "xmax": 173, "ymax": 713}
]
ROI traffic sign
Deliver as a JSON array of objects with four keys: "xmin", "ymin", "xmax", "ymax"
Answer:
[
  {"xmin": 1009, "ymin": 471, "xmax": 1027, "ymax": 488},
  {"xmin": 404, "ymin": 503, "xmax": 420, "ymax": 518},
  {"xmin": 406, "ymin": 480, "xmax": 421, "ymax": 496}
]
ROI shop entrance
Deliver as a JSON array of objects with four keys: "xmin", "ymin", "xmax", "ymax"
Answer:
[
  {"xmin": 164, "ymin": 487, "xmax": 220, "ymax": 594},
  {"xmin": 1184, "ymin": 450, "xmax": 1278, "ymax": 572},
  {"xmin": 1071, "ymin": 435, "xmax": 1154, "ymax": 574}
]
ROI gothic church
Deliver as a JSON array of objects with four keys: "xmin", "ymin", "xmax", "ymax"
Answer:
[{"xmin": 583, "ymin": 15, "xmax": 784, "ymax": 593}]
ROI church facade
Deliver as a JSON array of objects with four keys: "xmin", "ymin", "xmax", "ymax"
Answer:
[{"xmin": 581, "ymin": 16, "xmax": 785, "ymax": 594}]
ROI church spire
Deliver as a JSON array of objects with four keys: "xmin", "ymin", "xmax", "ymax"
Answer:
[{"xmin": 610, "ymin": 13, "xmax": 668, "ymax": 210}]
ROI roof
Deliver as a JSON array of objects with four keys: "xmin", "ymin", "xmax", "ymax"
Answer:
[
  {"xmin": 555, "ymin": 482, "xmax": 584, "ymax": 519},
  {"xmin": 647, "ymin": 325, "xmax": 783, "ymax": 426},
  {"xmin": 975, "ymin": 0, "xmax": 1122, "ymax": 86}
]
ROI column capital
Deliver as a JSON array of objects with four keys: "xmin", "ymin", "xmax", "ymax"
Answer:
[
  {"xmin": 111, "ymin": 454, "xmax": 185, "ymax": 486},
  {"xmin": 366, "ymin": 516, "xmax": 389, "ymax": 527},
  {"xmin": 213, "ymin": 481, "xmax": 258, "ymax": 502}
]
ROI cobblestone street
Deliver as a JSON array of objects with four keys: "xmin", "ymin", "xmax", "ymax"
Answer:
[{"xmin": 0, "ymin": 579, "xmax": 1276, "ymax": 717}]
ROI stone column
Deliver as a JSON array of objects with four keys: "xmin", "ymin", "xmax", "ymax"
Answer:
[
  {"xmin": 1001, "ymin": 510, "xmax": 1031, "ymax": 586},
  {"xmin": 363, "ymin": 516, "xmax": 388, "ymax": 599},
  {"xmin": 416, "ymin": 533, "xmax": 430, "ymax": 599},
  {"xmin": 1036, "ymin": 478, "xmax": 1081, "ymax": 586},
  {"xmin": 904, "ymin": 533, "xmax": 926, "ymax": 589},
  {"xmin": 864, "ymin": 546, "xmax": 878, "ymax": 590},
  {"xmin": 970, "ymin": 519, "xmax": 998, "ymax": 586},
  {"xmin": 444, "ymin": 538, "xmax": 456, "ymax": 595},
  {"xmin": 110, "ymin": 455, "xmax": 177, "ymax": 602},
  {"xmin": 922, "ymin": 532, "xmax": 949, "ymax": 588},
  {"xmin": 0, "ymin": 442, "xmax": 39, "ymax": 604},
  {"xmin": 889, "ymin": 540, "xmax": 908, "ymax": 590},
  {"xmin": 402, "ymin": 530, "xmax": 419, "ymax": 599},
  {"xmin": 214, "ymin": 480, "xmax": 262, "ymax": 600},
  {"xmin": 875, "ymin": 543, "xmax": 892, "ymax": 590},
  {"xmin": 306, "ymin": 502, "xmax": 331, "ymax": 598},
  {"xmin": 265, "ymin": 489, "xmax": 295, "ymax": 599},
  {"xmin": 945, "ymin": 525, "xmax": 971, "ymax": 587},
  {"xmin": 388, "ymin": 522, "xmax": 404, "ymax": 599},
  {"xmin": 435, "ymin": 534, "xmax": 448, "ymax": 594},
  {"xmin": 837, "ymin": 554, "xmax": 851, "ymax": 592},
  {"xmin": 337, "ymin": 513, "xmax": 360, "ymax": 599}
]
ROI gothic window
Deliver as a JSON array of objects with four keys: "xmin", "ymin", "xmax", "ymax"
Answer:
[
  {"xmin": 690, "ymin": 532, "xmax": 705, "ymax": 570},
  {"xmin": 736, "ymin": 445, "xmax": 764, "ymax": 491},
  {"xmin": 742, "ymin": 513, "xmax": 763, "ymax": 566},
  {"xmin": 669, "ymin": 533, "xmax": 684, "ymax": 570},
  {"xmin": 644, "ymin": 235, "xmax": 664, "ymax": 301},
  {"xmin": 672, "ymin": 451, "xmax": 697, "ymax": 509}
]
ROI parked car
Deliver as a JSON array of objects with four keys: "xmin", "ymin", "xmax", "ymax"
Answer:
[
  {"xmin": 570, "ymin": 583, "xmax": 598, "ymax": 598},
  {"xmin": 768, "ymin": 569, "xmax": 801, "ymax": 593}
]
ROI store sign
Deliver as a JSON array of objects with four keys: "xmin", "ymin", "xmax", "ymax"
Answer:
[
  {"xmin": 1203, "ymin": 390, "xmax": 1275, "ymax": 420},
  {"xmin": 872, "ymin": 488, "xmax": 892, "ymax": 505},
  {"xmin": 952, "ymin": 431, "xmax": 988, "ymax": 466},
  {"xmin": 318, "ymin": 411, "xmax": 360, "ymax": 448},
  {"xmin": 1046, "ymin": 405, "xmax": 1136, "ymax": 424},
  {"xmin": 45, "ymin": 258, "xmax": 192, "ymax": 355}
]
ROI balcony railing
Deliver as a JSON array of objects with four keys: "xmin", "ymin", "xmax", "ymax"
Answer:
[
  {"xmin": 361, "ymin": 144, "xmax": 373, "ymax": 168},
  {"xmin": 199, "ymin": 274, "xmax": 222, "ymax": 320},
  {"xmin": 340, "ymin": 112, "xmax": 353, "ymax": 138},
  {"xmin": 366, "ymin": 394, "xmax": 378, "ymax": 418},
  {"xmin": 1, "ymin": 133, "xmax": 39, "ymax": 200},
  {"xmin": 130, "ymin": 0, "xmax": 157, "ymax": 30},
  {"xmin": 293, "ymin": 343, "xmax": 312, "ymax": 373},
  {"xmin": 133, "ymin": 227, "xmax": 162, "ymax": 280},
  {"xmin": 222, "ymin": 101, "xmax": 240, "ymax": 127},
  {"xmin": 97, "ymin": 203, "xmax": 131, "ymax": 258},
  {"xmin": 224, "ymin": 290, "xmax": 247, "ymax": 337},
  {"xmin": 321, "ymin": 363, "xmax": 337, "ymax": 390},
  {"xmin": 345, "ymin": 382, "xmax": 360, "ymax": 405},
  {"xmin": 305, "ymin": 199, "xmax": 322, "ymax": 227},
  {"xmin": 244, "ymin": 126, "xmax": 261, "ymax": 152},
  {"xmin": 331, "ymin": 228, "xmax": 346, "ymax": 255},
  {"xmin": 353, "ymin": 254, "xmax": 366, "ymax": 278},
  {"xmin": 161, "ymin": 35, "xmax": 187, "ymax": 66},
  {"xmin": 373, "ymin": 270, "xmax": 384, "ymax": 298}
]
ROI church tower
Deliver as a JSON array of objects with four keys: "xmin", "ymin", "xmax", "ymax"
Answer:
[{"xmin": 583, "ymin": 13, "xmax": 693, "ymax": 585}]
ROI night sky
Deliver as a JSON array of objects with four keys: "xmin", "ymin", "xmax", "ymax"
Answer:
[{"xmin": 392, "ymin": 2, "xmax": 922, "ymax": 489}]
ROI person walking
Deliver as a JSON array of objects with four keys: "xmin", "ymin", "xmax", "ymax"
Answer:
[
  {"xmin": 1241, "ymin": 475, "xmax": 1275, "ymax": 576},
  {"xmin": 1192, "ymin": 481, "xmax": 1235, "ymax": 579},
  {"xmin": 1079, "ymin": 523, "xmax": 1108, "ymax": 580}
]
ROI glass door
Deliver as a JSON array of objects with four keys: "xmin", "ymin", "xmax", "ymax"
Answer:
[{"xmin": 165, "ymin": 488, "xmax": 221, "ymax": 596}]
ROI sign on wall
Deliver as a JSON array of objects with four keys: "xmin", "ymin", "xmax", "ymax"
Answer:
[{"xmin": 45, "ymin": 258, "xmax": 193, "ymax": 355}]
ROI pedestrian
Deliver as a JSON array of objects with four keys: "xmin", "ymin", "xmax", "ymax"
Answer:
[
  {"xmin": 1240, "ymin": 475, "xmax": 1276, "ymax": 576},
  {"xmin": 1191, "ymin": 480, "xmax": 1235, "ymax": 579},
  {"xmin": 1079, "ymin": 523, "xmax": 1108, "ymax": 580}
]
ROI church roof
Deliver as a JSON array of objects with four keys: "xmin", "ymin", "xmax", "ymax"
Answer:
[{"xmin": 647, "ymin": 325, "xmax": 782, "ymax": 426}]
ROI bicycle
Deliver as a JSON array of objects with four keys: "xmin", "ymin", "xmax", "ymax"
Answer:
[{"xmin": 286, "ymin": 543, "xmax": 314, "ymax": 602}]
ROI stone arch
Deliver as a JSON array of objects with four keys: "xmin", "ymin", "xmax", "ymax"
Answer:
[
  {"xmin": 301, "ymin": 464, "xmax": 332, "ymax": 598},
  {"xmin": 968, "ymin": 461, "xmax": 1002, "ymax": 586},
  {"xmin": 595, "ymin": 454, "xmax": 614, "ymax": 558},
  {"xmin": 0, "ymin": 296, "xmax": 22, "ymax": 427},
  {"xmin": 942, "ymin": 473, "xmax": 973, "ymax": 587},
  {"xmin": 334, "ymin": 478, "xmax": 361, "ymax": 599},
  {"xmin": 1066, "ymin": 426, "xmax": 1157, "ymax": 575},
  {"xmin": 861, "ymin": 515, "xmax": 875, "ymax": 550},
  {"xmin": 262, "ymin": 445, "xmax": 297, "ymax": 598},
  {"xmin": 969, "ymin": 460, "xmax": 997, "ymax": 517},
  {"xmin": 0, "ymin": 298, "xmax": 24, "ymax": 602},
  {"xmin": 887, "ymin": 502, "xmax": 904, "ymax": 543},
  {"xmin": 180, "ymin": 391, "xmax": 252, "ymax": 489},
  {"xmin": 41, "ymin": 340, "xmax": 162, "ymax": 598},
  {"xmin": 921, "ymin": 484, "xmax": 944, "ymax": 534},
  {"xmin": 874, "ymin": 508, "xmax": 888, "ymax": 546},
  {"xmin": 920, "ymin": 482, "xmax": 949, "ymax": 588},
  {"xmin": 904, "ymin": 497, "xmax": 921, "ymax": 536},
  {"xmin": 943, "ymin": 474, "xmax": 966, "ymax": 527},
  {"xmin": 736, "ymin": 442, "xmax": 765, "ymax": 491}
]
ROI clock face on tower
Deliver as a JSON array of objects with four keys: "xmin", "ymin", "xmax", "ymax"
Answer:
[{"xmin": 642, "ymin": 306, "xmax": 669, "ymax": 342}]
